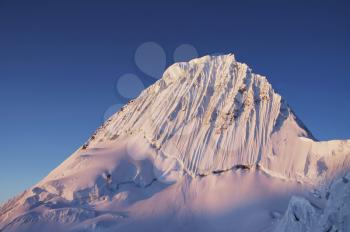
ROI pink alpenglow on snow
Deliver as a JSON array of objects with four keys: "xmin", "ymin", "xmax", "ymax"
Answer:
[{"xmin": 1, "ymin": 55, "xmax": 350, "ymax": 232}]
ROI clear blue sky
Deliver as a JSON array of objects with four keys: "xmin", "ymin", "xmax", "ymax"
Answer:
[{"xmin": 0, "ymin": 0, "xmax": 349, "ymax": 203}]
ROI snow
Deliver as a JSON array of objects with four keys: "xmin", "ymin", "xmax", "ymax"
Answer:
[
  {"xmin": 275, "ymin": 172, "xmax": 350, "ymax": 232},
  {"xmin": 1, "ymin": 54, "xmax": 350, "ymax": 232}
]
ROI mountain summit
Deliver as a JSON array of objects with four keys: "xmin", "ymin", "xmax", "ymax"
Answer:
[{"xmin": 1, "ymin": 54, "xmax": 350, "ymax": 232}]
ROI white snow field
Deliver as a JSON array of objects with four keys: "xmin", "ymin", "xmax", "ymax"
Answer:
[{"xmin": 1, "ymin": 54, "xmax": 350, "ymax": 232}]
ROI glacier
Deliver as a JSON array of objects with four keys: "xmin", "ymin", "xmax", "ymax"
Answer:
[{"xmin": 1, "ymin": 54, "xmax": 350, "ymax": 232}]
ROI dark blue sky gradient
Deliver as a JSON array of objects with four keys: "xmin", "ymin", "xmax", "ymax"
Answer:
[{"xmin": 0, "ymin": 0, "xmax": 349, "ymax": 203}]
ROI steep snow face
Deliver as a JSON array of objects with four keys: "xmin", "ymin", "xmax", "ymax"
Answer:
[
  {"xmin": 85, "ymin": 55, "xmax": 314, "ymax": 177},
  {"xmin": 1, "ymin": 54, "xmax": 350, "ymax": 232},
  {"xmin": 76, "ymin": 54, "xmax": 349, "ymax": 183}
]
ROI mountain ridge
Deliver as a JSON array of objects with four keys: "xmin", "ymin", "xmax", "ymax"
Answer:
[
  {"xmin": 1, "ymin": 54, "xmax": 350, "ymax": 232},
  {"xmin": 87, "ymin": 54, "xmax": 313, "ymax": 177}
]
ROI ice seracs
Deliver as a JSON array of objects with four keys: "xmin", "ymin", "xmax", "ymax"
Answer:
[
  {"xmin": 1, "ymin": 54, "xmax": 350, "ymax": 232},
  {"xmin": 275, "ymin": 172, "xmax": 350, "ymax": 232}
]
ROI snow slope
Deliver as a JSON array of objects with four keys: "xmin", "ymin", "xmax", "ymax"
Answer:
[{"xmin": 1, "ymin": 54, "xmax": 350, "ymax": 232}]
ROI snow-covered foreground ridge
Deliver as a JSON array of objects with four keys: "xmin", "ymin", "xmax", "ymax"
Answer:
[{"xmin": 1, "ymin": 54, "xmax": 350, "ymax": 232}]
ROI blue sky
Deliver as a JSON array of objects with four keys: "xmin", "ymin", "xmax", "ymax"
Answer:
[{"xmin": 0, "ymin": 0, "xmax": 349, "ymax": 203}]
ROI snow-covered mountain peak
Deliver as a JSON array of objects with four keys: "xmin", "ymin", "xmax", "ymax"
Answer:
[
  {"xmin": 89, "ymin": 54, "xmax": 314, "ymax": 177},
  {"xmin": 1, "ymin": 54, "xmax": 350, "ymax": 232},
  {"xmin": 162, "ymin": 54, "xmax": 243, "ymax": 87}
]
